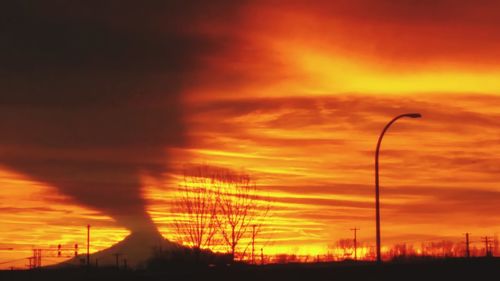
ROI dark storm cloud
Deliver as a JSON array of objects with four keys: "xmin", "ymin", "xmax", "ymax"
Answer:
[{"xmin": 0, "ymin": 1, "xmax": 245, "ymax": 233}]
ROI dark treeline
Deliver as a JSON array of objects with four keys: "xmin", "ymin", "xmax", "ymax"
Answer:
[{"xmin": 1, "ymin": 257, "xmax": 499, "ymax": 281}]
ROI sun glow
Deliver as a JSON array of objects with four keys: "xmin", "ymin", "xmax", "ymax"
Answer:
[{"xmin": 273, "ymin": 44, "xmax": 500, "ymax": 97}]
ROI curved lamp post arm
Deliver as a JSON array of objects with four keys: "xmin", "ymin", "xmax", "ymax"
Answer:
[{"xmin": 375, "ymin": 113, "xmax": 421, "ymax": 263}]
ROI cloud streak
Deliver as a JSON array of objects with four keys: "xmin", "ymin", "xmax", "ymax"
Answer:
[{"xmin": 171, "ymin": 93, "xmax": 500, "ymax": 247}]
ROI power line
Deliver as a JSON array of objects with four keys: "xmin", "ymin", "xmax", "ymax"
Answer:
[
  {"xmin": 0, "ymin": 257, "xmax": 29, "ymax": 265},
  {"xmin": 1, "ymin": 242, "xmax": 80, "ymax": 269}
]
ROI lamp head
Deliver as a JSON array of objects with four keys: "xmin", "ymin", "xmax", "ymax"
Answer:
[{"xmin": 405, "ymin": 113, "xmax": 422, "ymax": 118}]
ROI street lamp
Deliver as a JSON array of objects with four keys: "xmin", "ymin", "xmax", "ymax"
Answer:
[{"xmin": 375, "ymin": 113, "xmax": 421, "ymax": 263}]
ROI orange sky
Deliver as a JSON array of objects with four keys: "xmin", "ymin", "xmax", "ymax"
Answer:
[{"xmin": 1, "ymin": 0, "xmax": 500, "ymax": 268}]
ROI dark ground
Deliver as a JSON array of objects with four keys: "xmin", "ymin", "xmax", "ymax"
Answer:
[{"xmin": 1, "ymin": 258, "xmax": 498, "ymax": 281}]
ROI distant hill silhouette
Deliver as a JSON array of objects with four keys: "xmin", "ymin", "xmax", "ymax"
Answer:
[{"xmin": 61, "ymin": 231, "xmax": 179, "ymax": 268}]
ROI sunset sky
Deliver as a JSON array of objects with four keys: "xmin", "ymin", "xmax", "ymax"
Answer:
[{"xmin": 1, "ymin": 0, "xmax": 500, "ymax": 268}]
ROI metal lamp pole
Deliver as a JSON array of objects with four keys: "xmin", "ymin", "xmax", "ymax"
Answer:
[{"xmin": 375, "ymin": 113, "xmax": 421, "ymax": 263}]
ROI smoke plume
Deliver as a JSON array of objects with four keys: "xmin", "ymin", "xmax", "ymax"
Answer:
[{"xmin": 0, "ymin": 1, "xmax": 244, "ymax": 234}]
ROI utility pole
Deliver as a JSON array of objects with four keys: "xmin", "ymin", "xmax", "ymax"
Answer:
[
  {"xmin": 251, "ymin": 225, "xmax": 257, "ymax": 264},
  {"xmin": 481, "ymin": 236, "xmax": 492, "ymax": 257},
  {"xmin": 113, "ymin": 253, "xmax": 122, "ymax": 269},
  {"xmin": 260, "ymin": 248, "xmax": 264, "ymax": 265},
  {"xmin": 31, "ymin": 249, "xmax": 42, "ymax": 268},
  {"xmin": 38, "ymin": 249, "xmax": 42, "ymax": 268},
  {"xmin": 351, "ymin": 227, "xmax": 360, "ymax": 261},
  {"xmin": 86, "ymin": 224, "xmax": 90, "ymax": 267},
  {"xmin": 158, "ymin": 237, "xmax": 163, "ymax": 253},
  {"xmin": 464, "ymin": 233, "xmax": 470, "ymax": 258}
]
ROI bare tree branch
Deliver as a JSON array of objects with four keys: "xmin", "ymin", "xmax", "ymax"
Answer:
[{"xmin": 171, "ymin": 166, "xmax": 219, "ymax": 254}]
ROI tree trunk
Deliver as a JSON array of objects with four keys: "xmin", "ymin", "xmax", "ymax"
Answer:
[{"xmin": 194, "ymin": 247, "xmax": 201, "ymax": 264}]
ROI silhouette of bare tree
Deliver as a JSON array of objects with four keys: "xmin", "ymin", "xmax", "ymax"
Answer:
[
  {"xmin": 336, "ymin": 239, "xmax": 354, "ymax": 259},
  {"xmin": 214, "ymin": 170, "xmax": 270, "ymax": 261},
  {"xmin": 171, "ymin": 165, "xmax": 270, "ymax": 262},
  {"xmin": 172, "ymin": 166, "xmax": 220, "ymax": 260}
]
